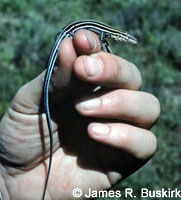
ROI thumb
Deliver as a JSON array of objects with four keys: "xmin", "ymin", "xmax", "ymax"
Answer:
[
  {"xmin": 10, "ymin": 37, "xmax": 80, "ymax": 115},
  {"xmin": 11, "ymin": 59, "xmax": 74, "ymax": 115}
]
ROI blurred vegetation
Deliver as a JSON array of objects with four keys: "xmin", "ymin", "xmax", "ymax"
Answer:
[{"xmin": 0, "ymin": 0, "xmax": 181, "ymax": 199}]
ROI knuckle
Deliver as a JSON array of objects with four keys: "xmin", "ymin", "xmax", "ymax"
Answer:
[
  {"xmin": 141, "ymin": 93, "xmax": 161, "ymax": 126},
  {"xmin": 131, "ymin": 63, "xmax": 142, "ymax": 90},
  {"xmin": 150, "ymin": 95, "xmax": 161, "ymax": 120},
  {"xmin": 15, "ymin": 84, "xmax": 27, "ymax": 101},
  {"xmin": 135, "ymin": 68, "xmax": 142, "ymax": 90},
  {"xmin": 137, "ymin": 132, "xmax": 157, "ymax": 160},
  {"xmin": 144, "ymin": 133, "xmax": 157, "ymax": 159},
  {"xmin": 118, "ymin": 58, "xmax": 143, "ymax": 90},
  {"xmin": 150, "ymin": 133, "xmax": 157, "ymax": 154}
]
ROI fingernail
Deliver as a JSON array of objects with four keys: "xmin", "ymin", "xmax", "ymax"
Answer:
[
  {"xmin": 84, "ymin": 56, "xmax": 103, "ymax": 77},
  {"xmin": 76, "ymin": 98, "xmax": 101, "ymax": 110},
  {"xmin": 91, "ymin": 123, "xmax": 110, "ymax": 135},
  {"xmin": 85, "ymin": 30, "xmax": 97, "ymax": 50}
]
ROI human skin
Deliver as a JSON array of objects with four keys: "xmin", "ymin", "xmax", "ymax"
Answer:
[{"xmin": 0, "ymin": 30, "xmax": 160, "ymax": 200}]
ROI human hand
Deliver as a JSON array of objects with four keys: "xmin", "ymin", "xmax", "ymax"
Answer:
[{"xmin": 0, "ymin": 30, "xmax": 160, "ymax": 199}]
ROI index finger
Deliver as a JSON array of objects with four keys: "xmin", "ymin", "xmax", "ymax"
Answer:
[{"xmin": 73, "ymin": 29, "xmax": 101, "ymax": 55}]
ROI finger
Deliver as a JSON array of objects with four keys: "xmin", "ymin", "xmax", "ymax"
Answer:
[
  {"xmin": 88, "ymin": 123, "xmax": 157, "ymax": 159},
  {"xmin": 73, "ymin": 29, "xmax": 101, "ymax": 55},
  {"xmin": 75, "ymin": 90, "xmax": 160, "ymax": 128},
  {"xmin": 51, "ymin": 37, "xmax": 77, "ymax": 89},
  {"xmin": 74, "ymin": 52, "xmax": 142, "ymax": 90}
]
